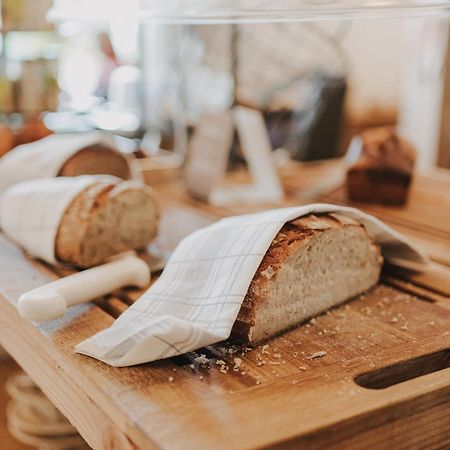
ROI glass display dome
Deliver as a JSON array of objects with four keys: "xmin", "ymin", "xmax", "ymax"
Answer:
[{"xmin": 139, "ymin": 0, "xmax": 450, "ymax": 23}]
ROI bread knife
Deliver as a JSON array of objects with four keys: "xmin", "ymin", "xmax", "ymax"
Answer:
[{"xmin": 17, "ymin": 251, "xmax": 167, "ymax": 322}]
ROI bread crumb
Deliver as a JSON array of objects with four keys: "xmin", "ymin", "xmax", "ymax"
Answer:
[
  {"xmin": 310, "ymin": 318, "xmax": 317, "ymax": 325},
  {"xmin": 168, "ymin": 376, "xmax": 174, "ymax": 382},
  {"xmin": 194, "ymin": 354, "xmax": 209, "ymax": 365},
  {"xmin": 299, "ymin": 366, "xmax": 307, "ymax": 371},
  {"xmin": 256, "ymin": 380, "xmax": 261, "ymax": 385},
  {"xmin": 361, "ymin": 306, "xmax": 372, "ymax": 316},
  {"xmin": 306, "ymin": 351, "xmax": 327, "ymax": 360},
  {"xmin": 292, "ymin": 380, "xmax": 299, "ymax": 385},
  {"xmin": 189, "ymin": 364, "xmax": 195, "ymax": 370},
  {"xmin": 272, "ymin": 353, "xmax": 282, "ymax": 359},
  {"xmin": 391, "ymin": 317, "xmax": 399, "ymax": 323},
  {"xmin": 233, "ymin": 357, "xmax": 243, "ymax": 371},
  {"xmin": 429, "ymin": 321, "xmax": 435, "ymax": 326},
  {"xmin": 261, "ymin": 266, "xmax": 275, "ymax": 279},
  {"xmin": 216, "ymin": 359, "xmax": 226, "ymax": 366}
]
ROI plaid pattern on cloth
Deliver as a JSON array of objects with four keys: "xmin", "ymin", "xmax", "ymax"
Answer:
[
  {"xmin": 76, "ymin": 203, "xmax": 430, "ymax": 367},
  {"xmin": 0, "ymin": 132, "xmax": 116, "ymax": 194},
  {"xmin": 0, "ymin": 176, "xmax": 118, "ymax": 263}
]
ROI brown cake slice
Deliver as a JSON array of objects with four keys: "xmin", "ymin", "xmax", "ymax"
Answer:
[{"xmin": 346, "ymin": 127, "xmax": 416, "ymax": 205}]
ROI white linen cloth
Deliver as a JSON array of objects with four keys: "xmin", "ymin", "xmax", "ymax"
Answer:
[
  {"xmin": 0, "ymin": 132, "xmax": 117, "ymax": 194},
  {"xmin": 76, "ymin": 203, "xmax": 430, "ymax": 367},
  {"xmin": 0, "ymin": 176, "xmax": 117, "ymax": 264}
]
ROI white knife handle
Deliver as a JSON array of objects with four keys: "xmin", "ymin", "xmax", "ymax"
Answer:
[{"xmin": 18, "ymin": 254, "xmax": 150, "ymax": 322}]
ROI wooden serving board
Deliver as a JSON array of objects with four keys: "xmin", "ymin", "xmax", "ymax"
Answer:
[{"xmin": 1, "ymin": 160, "xmax": 450, "ymax": 450}]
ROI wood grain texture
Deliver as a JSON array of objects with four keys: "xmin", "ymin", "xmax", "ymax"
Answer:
[
  {"xmin": 0, "ymin": 360, "xmax": 33, "ymax": 450},
  {"xmin": 0, "ymin": 160, "xmax": 450, "ymax": 450}
]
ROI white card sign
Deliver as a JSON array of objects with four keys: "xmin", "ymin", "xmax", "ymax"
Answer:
[
  {"xmin": 184, "ymin": 112, "xmax": 234, "ymax": 201},
  {"xmin": 184, "ymin": 106, "xmax": 284, "ymax": 205}
]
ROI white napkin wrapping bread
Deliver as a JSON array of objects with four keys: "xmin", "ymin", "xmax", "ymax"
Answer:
[
  {"xmin": 0, "ymin": 176, "xmax": 118, "ymax": 264},
  {"xmin": 75, "ymin": 204, "xmax": 429, "ymax": 367},
  {"xmin": 0, "ymin": 132, "xmax": 116, "ymax": 194}
]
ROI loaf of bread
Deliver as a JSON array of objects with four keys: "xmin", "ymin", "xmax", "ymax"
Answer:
[
  {"xmin": 231, "ymin": 213, "xmax": 382, "ymax": 344},
  {"xmin": 0, "ymin": 125, "xmax": 15, "ymax": 157},
  {"xmin": 58, "ymin": 144, "xmax": 131, "ymax": 180},
  {"xmin": 13, "ymin": 117, "xmax": 52, "ymax": 147},
  {"xmin": 0, "ymin": 133, "xmax": 133, "ymax": 194},
  {"xmin": 345, "ymin": 127, "xmax": 416, "ymax": 205},
  {"xmin": 55, "ymin": 179, "xmax": 159, "ymax": 267}
]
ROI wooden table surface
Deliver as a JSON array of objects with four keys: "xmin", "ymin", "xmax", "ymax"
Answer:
[{"xmin": 1, "ymin": 159, "xmax": 450, "ymax": 450}]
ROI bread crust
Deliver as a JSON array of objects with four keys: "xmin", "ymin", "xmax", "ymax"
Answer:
[
  {"xmin": 55, "ymin": 182, "xmax": 115, "ymax": 266},
  {"xmin": 55, "ymin": 180, "xmax": 159, "ymax": 267},
  {"xmin": 58, "ymin": 145, "xmax": 131, "ymax": 180},
  {"xmin": 231, "ymin": 213, "xmax": 381, "ymax": 343}
]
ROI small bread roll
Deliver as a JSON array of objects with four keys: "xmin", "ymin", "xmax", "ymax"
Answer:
[
  {"xmin": 14, "ymin": 117, "xmax": 53, "ymax": 147},
  {"xmin": 0, "ymin": 125, "xmax": 15, "ymax": 157}
]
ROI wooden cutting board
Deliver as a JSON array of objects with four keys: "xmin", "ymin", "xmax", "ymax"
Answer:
[{"xmin": 1, "ymin": 161, "xmax": 450, "ymax": 450}]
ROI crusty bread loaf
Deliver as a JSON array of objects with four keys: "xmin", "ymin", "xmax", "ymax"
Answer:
[
  {"xmin": 13, "ymin": 117, "xmax": 53, "ymax": 147},
  {"xmin": 346, "ymin": 127, "xmax": 416, "ymax": 205},
  {"xmin": 0, "ymin": 125, "xmax": 15, "ymax": 157},
  {"xmin": 58, "ymin": 144, "xmax": 132, "ymax": 180},
  {"xmin": 231, "ymin": 213, "xmax": 382, "ymax": 344},
  {"xmin": 55, "ymin": 179, "xmax": 159, "ymax": 267}
]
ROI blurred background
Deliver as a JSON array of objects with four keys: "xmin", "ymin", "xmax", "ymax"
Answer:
[{"xmin": 0, "ymin": 0, "xmax": 448, "ymax": 168}]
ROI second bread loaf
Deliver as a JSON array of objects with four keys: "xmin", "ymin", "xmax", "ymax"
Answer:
[{"xmin": 56, "ymin": 178, "xmax": 159, "ymax": 267}]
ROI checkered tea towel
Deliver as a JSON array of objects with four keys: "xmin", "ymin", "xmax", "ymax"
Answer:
[
  {"xmin": 0, "ymin": 176, "xmax": 118, "ymax": 264},
  {"xmin": 0, "ymin": 132, "xmax": 117, "ymax": 194},
  {"xmin": 76, "ymin": 203, "xmax": 429, "ymax": 367}
]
